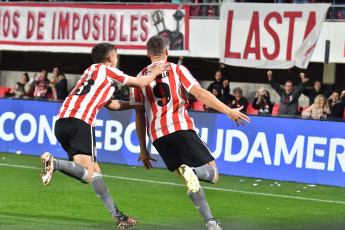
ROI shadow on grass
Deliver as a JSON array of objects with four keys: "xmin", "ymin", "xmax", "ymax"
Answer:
[
  {"xmin": 0, "ymin": 211, "xmax": 205, "ymax": 230},
  {"xmin": 0, "ymin": 211, "xmax": 114, "ymax": 230}
]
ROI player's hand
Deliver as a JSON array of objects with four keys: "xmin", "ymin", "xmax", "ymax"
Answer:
[
  {"xmin": 227, "ymin": 106, "xmax": 250, "ymax": 127},
  {"xmin": 137, "ymin": 148, "xmax": 157, "ymax": 169},
  {"xmin": 267, "ymin": 70, "xmax": 272, "ymax": 80},
  {"xmin": 151, "ymin": 62, "xmax": 171, "ymax": 76}
]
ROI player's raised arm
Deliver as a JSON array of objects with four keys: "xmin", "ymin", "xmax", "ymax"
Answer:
[
  {"xmin": 105, "ymin": 100, "xmax": 133, "ymax": 111},
  {"xmin": 125, "ymin": 63, "xmax": 169, "ymax": 88},
  {"xmin": 189, "ymin": 84, "xmax": 250, "ymax": 126}
]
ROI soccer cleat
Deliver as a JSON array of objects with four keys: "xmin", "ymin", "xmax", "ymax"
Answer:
[
  {"xmin": 206, "ymin": 219, "xmax": 222, "ymax": 230},
  {"xmin": 41, "ymin": 152, "xmax": 54, "ymax": 186},
  {"xmin": 114, "ymin": 211, "xmax": 139, "ymax": 229},
  {"xmin": 178, "ymin": 164, "xmax": 200, "ymax": 193}
]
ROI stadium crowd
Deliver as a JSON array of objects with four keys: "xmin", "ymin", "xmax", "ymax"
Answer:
[
  {"xmin": 1, "ymin": 61, "xmax": 345, "ymax": 121},
  {"xmin": 1, "ymin": 67, "xmax": 129, "ymax": 102},
  {"xmin": 186, "ymin": 64, "xmax": 345, "ymax": 121}
]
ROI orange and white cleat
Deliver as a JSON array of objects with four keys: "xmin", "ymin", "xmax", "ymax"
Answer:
[
  {"xmin": 41, "ymin": 152, "xmax": 54, "ymax": 186},
  {"xmin": 114, "ymin": 211, "xmax": 139, "ymax": 229}
]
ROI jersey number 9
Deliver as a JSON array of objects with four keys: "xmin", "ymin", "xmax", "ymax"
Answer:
[{"xmin": 153, "ymin": 82, "xmax": 171, "ymax": 107}]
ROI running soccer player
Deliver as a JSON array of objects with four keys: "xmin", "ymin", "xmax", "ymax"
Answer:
[
  {"xmin": 40, "ymin": 43, "xmax": 168, "ymax": 229},
  {"xmin": 130, "ymin": 36, "xmax": 250, "ymax": 230}
]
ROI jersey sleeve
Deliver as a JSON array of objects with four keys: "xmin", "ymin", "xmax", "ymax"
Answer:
[
  {"xmin": 106, "ymin": 66, "xmax": 130, "ymax": 86},
  {"xmin": 129, "ymin": 71, "xmax": 144, "ymax": 106},
  {"xmin": 176, "ymin": 65, "xmax": 199, "ymax": 92}
]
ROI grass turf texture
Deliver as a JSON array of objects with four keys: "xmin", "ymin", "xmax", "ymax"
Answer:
[{"xmin": 0, "ymin": 152, "xmax": 345, "ymax": 230}]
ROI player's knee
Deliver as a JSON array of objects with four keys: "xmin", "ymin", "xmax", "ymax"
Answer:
[
  {"xmin": 211, "ymin": 165, "xmax": 219, "ymax": 184},
  {"xmin": 82, "ymin": 168, "xmax": 94, "ymax": 184},
  {"xmin": 212, "ymin": 173, "xmax": 219, "ymax": 184}
]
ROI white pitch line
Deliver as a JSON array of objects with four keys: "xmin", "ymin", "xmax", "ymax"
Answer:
[
  {"xmin": 0, "ymin": 163, "xmax": 42, "ymax": 170},
  {"xmin": 1, "ymin": 162, "xmax": 345, "ymax": 205}
]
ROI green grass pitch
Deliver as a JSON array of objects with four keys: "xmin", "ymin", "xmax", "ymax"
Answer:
[{"xmin": 0, "ymin": 152, "xmax": 345, "ymax": 230}]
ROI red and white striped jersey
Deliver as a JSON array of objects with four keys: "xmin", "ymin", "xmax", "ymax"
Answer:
[
  {"xmin": 130, "ymin": 61, "xmax": 199, "ymax": 142},
  {"xmin": 33, "ymin": 80, "xmax": 49, "ymax": 97},
  {"xmin": 58, "ymin": 64, "xmax": 129, "ymax": 126}
]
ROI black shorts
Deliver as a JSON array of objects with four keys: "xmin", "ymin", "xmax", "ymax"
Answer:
[
  {"xmin": 153, "ymin": 130, "xmax": 215, "ymax": 172},
  {"xmin": 54, "ymin": 118, "xmax": 97, "ymax": 161}
]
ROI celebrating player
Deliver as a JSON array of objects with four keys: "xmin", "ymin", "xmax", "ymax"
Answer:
[
  {"xmin": 40, "ymin": 43, "xmax": 168, "ymax": 229},
  {"xmin": 130, "ymin": 36, "xmax": 250, "ymax": 230}
]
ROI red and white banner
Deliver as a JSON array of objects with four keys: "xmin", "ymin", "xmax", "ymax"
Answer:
[
  {"xmin": 0, "ymin": 3, "xmax": 189, "ymax": 52},
  {"xmin": 220, "ymin": 3, "xmax": 330, "ymax": 69}
]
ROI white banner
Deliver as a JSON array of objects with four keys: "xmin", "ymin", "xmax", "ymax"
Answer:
[
  {"xmin": 311, "ymin": 22, "xmax": 345, "ymax": 64},
  {"xmin": 0, "ymin": 3, "xmax": 189, "ymax": 52},
  {"xmin": 219, "ymin": 3, "xmax": 330, "ymax": 69}
]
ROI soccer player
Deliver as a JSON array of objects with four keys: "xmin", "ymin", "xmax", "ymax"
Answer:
[
  {"xmin": 130, "ymin": 36, "xmax": 250, "ymax": 230},
  {"xmin": 40, "ymin": 43, "xmax": 168, "ymax": 229}
]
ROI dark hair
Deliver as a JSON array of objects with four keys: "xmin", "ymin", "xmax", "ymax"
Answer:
[
  {"xmin": 264, "ymin": 90, "xmax": 270, "ymax": 100},
  {"xmin": 16, "ymin": 82, "xmax": 24, "ymax": 91},
  {"xmin": 285, "ymin": 80, "xmax": 293, "ymax": 85},
  {"xmin": 91, "ymin": 43, "xmax": 115, "ymax": 63},
  {"xmin": 333, "ymin": 90, "xmax": 340, "ymax": 96},
  {"xmin": 146, "ymin": 35, "xmax": 166, "ymax": 57},
  {"xmin": 212, "ymin": 85, "xmax": 221, "ymax": 92},
  {"xmin": 22, "ymin": 73, "xmax": 30, "ymax": 82}
]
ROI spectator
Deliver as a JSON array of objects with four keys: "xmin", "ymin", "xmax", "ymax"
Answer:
[
  {"xmin": 207, "ymin": 70, "xmax": 229, "ymax": 98},
  {"xmin": 328, "ymin": 90, "xmax": 344, "ymax": 118},
  {"xmin": 10, "ymin": 73, "xmax": 33, "ymax": 98},
  {"xmin": 33, "ymin": 70, "xmax": 49, "ymax": 100},
  {"xmin": 220, "ymin": 64, "xmax": 230, "ymax": 80},
  {"xmin": 267, "ymin": 70, "xmax": 307, "ymax": 115},
  {"xmin": 341, "ymin": 90, "xmax": 345, "ymax": 106},
  {"xmin": 302, "ymin": 94, "xmax": 330, "ymax": 120},
  {"xmin": 21, "ymin": 73, "xmax": 34, "ymax": 97},
  {"xmin": 49, "ymin": 67, "xmax": 68, "ymax": 101},
  {"xmin": 112, "ymin": 85, "xmax": 129, "ymax": 101},
  {"xmin": 201, "ymin": 0, "xmax": 218, "ymax": 17},
  {"xmin": 302, "ymin": 80, "xmax": 332, "ymax": 106},
  {"xmin": 11, "ymin": 82, "xmax": 25, "ymax": 99},
  {"xmin": 252, "ymin": 88, "xmax": 274, "ymax": 115},
  {"xmin": 204, "ymin": 85, "xmax": 228, "ymax": 112},
  {"xmin": 230, "ymin": 87, "xmax": 248, "ymax": 113}
]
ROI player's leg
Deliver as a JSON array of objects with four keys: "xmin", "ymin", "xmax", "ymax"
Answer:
[
  {"xmin": 42, "ymin": 118, "xmax": 138, "ymax": 228},
  {"xmin": 176, "ymin": 167, "xmax": 215, "ymax": 224},
  {"xmin": 84, "ymin": 158, "xmax": 138, "ymax": 229},
  {"xmin": 41, "ymin": 152, "xmax": 91, "ymax": 184},
  {"xmin": 193, "ymin": 160, "xmax": 219, "ymax": 184},
  {"xmin": 175, "ymin": 131, "xmax": 221, "ymax": 230},
  {"xmin": 41, "ymin": 118, "xmax": 92, "ymax": 185},
  {"xmin": 154, "ymin": 132, "xmax": 220, "ymax": 229}
]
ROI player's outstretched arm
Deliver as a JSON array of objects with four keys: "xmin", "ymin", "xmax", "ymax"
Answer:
[
  {"xmin": 105, "ymin": 100, "xmax": 133, "ymax": 111},
  {"xmin": 190, "ymin": 85, "xmax": 250, "ymax": 126},
  {"xmin": 126, "ymin": 63, "xmax": 170, "ymax": 88},
  {"xmin": 134, "ymin": 105, "xmax": 157, "ymax": 169}
]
